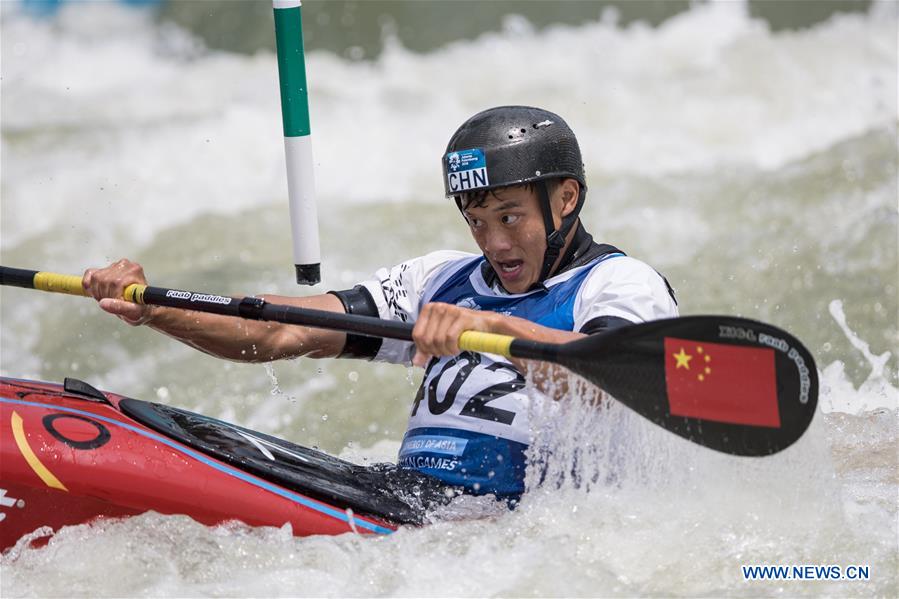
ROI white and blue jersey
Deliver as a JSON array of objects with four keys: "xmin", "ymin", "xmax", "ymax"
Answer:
[{"xmin": 346, "ymin": 242, "xmax": 678, "ymax": 499}]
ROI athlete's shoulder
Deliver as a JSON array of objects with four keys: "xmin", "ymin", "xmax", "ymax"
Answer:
[
  {"xmin": 386, "ymin": 250, "xmax": 478, "ymax": 293},
  {"xmin": 410, "ymin": 250, "xmax": 480, "ymax": 275},
  {"xmin": 585, "ymin": 254, "xmax": 660, "ymax": 279},
  {"xmin": 368, "ymin": 250, "xmax": 473, "ymax": 288},
  {"xmin": 355, "ymin": 250, "xmax": 477, "ymax": 327},
  {"xmin": 573, "ymin": 254, "xmax": 678, "ymax": 332}
]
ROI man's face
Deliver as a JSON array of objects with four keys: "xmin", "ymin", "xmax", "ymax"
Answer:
[{"xmin": 462, "ymin": 184, "xmax": 559, "ymax": 294}]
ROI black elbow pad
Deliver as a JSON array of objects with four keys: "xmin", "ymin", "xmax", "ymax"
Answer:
[
  {"xmin": 327, "ymin": 285, "xmax": 383, "ymax": 360},
  {"xmin": 579, "ymin": 315, "xmax": 635, "ymax": 336}
]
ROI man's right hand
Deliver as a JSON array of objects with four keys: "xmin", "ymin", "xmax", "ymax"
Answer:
[
  {"xmin": 82, "ymin": 259, "xmax": 155, "ymax": 326},
  {"xmin": 81, "ymin": 259, "xmax": 346, "ymax": 361}
]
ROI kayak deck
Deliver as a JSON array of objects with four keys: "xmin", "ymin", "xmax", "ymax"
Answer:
[{"xmin": 0, "ymin": 377, "xmax": 449, "ymax": 550}]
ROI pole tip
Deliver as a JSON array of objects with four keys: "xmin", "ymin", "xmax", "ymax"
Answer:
[{"xmin": 295, "ymin": 263, "xmax": 321, "ymax": 286}]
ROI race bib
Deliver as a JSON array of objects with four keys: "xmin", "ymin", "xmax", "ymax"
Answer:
[{"xmin": 408, "ymin": 352, "xmax": 530, "ymax": 444}]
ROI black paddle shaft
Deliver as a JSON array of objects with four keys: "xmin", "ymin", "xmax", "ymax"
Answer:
[{"xmin": 138, "ymin": 285, "xmax": 416, "ymax": 341}]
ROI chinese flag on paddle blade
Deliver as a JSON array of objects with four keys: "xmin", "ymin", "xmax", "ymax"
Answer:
[{"xmin": 664, "ymin": 337, "xmax": 780, "ymax": 428}]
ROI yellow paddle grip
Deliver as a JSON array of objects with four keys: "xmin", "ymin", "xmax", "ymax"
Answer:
[
  {"xmin": 33, "ymin": 272, "xmax": 88, "ymax": 296},
  {"xmin": 123, "ymin": 284, "xmax": 147, "ymax": 304},
  {"xmin": 31, "ymin": 271, "xmax": 148, "ymax": 304},
  {"xmin": 458, "ymin": 331, "xmax": 515, "ymax": 358}
]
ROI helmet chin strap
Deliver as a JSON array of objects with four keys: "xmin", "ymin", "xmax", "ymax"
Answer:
[{"xmin": 536, "ymin": 180, "xmax": 585, "ymax": 283}]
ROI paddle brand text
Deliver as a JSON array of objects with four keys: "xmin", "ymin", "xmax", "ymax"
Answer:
[
  {"xmin": 756, "ymin": 333, "xmax": 812, "ymax": 404},
  {"xmin": 166, "ymin": 290, "xmax": 232, "ymax": 305},
  {"xmin": 758, "ymin": 333, "xmax": 789, "ymax": 353},
  {"xmin": 718, "ymin": 325, "xmax": 757, "ymax": 342},
  {"xmin": 788, "ymin": 347, "xmax": 812, "ymax": 404}
]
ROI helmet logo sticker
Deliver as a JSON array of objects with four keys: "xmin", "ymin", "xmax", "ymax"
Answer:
[{"xmin": 445, "ymin": 148, "xmax": 489, "ymax": 193}]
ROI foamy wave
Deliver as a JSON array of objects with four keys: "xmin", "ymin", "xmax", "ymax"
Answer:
[{"xmin": 819, "ymin": 299, "xmax": 898, "ymax": 414}]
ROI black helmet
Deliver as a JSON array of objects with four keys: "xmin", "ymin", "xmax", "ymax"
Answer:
[
  {"xmin": 442, "ymin": 106, "xmax": 587, "ymax": 282},
  {"xmin": 442, "ymin": 106, "xmax": 586, "ymax": 197}
]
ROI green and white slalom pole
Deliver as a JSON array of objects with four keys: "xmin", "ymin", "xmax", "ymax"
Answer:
[{"xmin": 273, "ymin": 0, "xmax": 321, "ymax": 285}]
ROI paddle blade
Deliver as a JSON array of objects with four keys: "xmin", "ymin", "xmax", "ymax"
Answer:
[{"xmin": 558, "ymin": 316, "xmax": 818, "ymax": 456}]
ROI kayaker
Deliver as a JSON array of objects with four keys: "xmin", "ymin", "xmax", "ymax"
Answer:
[{"xmin": 83, "ymin": 105, "xmax": 678, "ymax": 503}]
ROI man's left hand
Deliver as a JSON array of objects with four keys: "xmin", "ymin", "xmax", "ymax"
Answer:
[{"xmin": 411, "ymin": 302, "xmax": 499, "ymax": 367}]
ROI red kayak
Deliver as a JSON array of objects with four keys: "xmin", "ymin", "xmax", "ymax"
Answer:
[{"xmin": 0, "ymin": 377, "xmax": 441, "ymax": 550}]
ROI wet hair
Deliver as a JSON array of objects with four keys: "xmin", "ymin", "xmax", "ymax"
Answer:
[{"xmin": 457, "ymin": 178, "xmax": 563, "ymax": 212}]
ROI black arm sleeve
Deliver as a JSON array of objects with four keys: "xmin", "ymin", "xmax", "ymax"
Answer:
[
  {"xmin": 327, "ymin": 285, "xmax": 383, "ymax": 360},
  {"xmin": 579, "ymin": 315, "xmax": 635, "ymax": 336}
]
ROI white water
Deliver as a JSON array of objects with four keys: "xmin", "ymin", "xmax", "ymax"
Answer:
[{"xmin": 1, "ymin": 1, "xmax": 897, "ymax": 596}]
